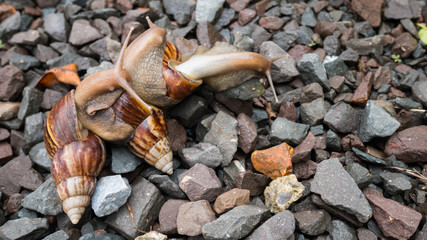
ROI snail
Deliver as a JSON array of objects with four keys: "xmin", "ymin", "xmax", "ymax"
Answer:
[{"xmin": 44, "ymin": 18, "xmax": 279, "ymax": 224}]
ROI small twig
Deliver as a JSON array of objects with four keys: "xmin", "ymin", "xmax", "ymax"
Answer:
[
  {"xmin": 393, "ymin": 106, "xmax": 426, "ymax": 113},
  {"xmin": 387, "ymin": 166, "xmax": 427, "ymax": 182},
  {"xmin": 126, "ymin": 203, "xmax": 146, "ymax": 234},
  {"xmin": 265, "ymin": 102, "xmax": 277, "ymax": 119}
]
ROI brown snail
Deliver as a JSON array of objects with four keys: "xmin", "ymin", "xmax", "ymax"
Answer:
[{"xmin": 44, "ymin": 18, "xmax": 279, "ymax": 224}]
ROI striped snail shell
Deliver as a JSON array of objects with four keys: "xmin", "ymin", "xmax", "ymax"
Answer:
[{"xmin": 44, "ymin": 90, "xmax": 106, "ymax": 224}]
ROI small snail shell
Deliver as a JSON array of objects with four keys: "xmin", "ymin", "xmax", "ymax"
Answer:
[{"xmin": 44, "ymin": 91, "xmax": 106, "ymax": 224}]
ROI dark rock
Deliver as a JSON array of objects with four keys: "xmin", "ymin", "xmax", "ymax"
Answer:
[
  {"xmin": 272, "ymin": 31, "xmax": 297, "ymax": 51},
  {"xmin": 10, "ymin": 53, "xmax": 40, "ymax": 71},
  {"xmin": 29, "ymin": 142, "xmax": 51, "ymax": 171},
  {"xmin": 415, "ymin": 222, "xmax": 427, "ymax": 240},
  {"xmin": 24, "ymin": 112, "xmax": 44, "ymax": 146},
  {"xmin": 105, "ymin": 177, "xmax": 165, "ymax": 239},
  {"xmin": 40, "ymin": 88, "xmax": 63, "ymax": 110},
  {"xmin": 251, "ymin": 25, "xmax": 272, "ymax": 51},
  {"xmin": 9, "ymin": 129, "xmax": 28, "ymax": 155},
  {"xmin": 10, "ymin": 29, "xmax": 45, "ymax": 45},
  {"xmin": 270, "ymin": 117, "xmax": 309, "ymax": 146},
  {"xmin": 354, "ymin": 21, "xmax": 375, "ymax": 37},
  {"xmin": 300, "ymin": 98, "xmax": 328, "ymax": 126},
  {"xmin": 358, "ymin": 100, "xmax": 400, "ymax": 142},
  {"xmin": 79, "ymin": 232, "xmax": 124, "ymax": 240},
  {"xmin": 324, "ymin": 35, "xmax": 341, "ymax": 56},
  {"xmin": 395, "ymin": 109, "xmax": 424, "ymax": 131},
  {"xmin": 412, "ymin": 80, "xmax": 427, "ymax": 107},
  {"xmin": 158, "ymin": 199, "xmax": 189, "ymax": 235},
  {"xmin": 351, "ymin": 0, "xmax": 384, "ymax": 27},
  {"xmin": 294, "ymin": 210, "xmax": 331, "ymax": 236},
  {"xmin": 297, "ymin": 53, "xmax": 330, "ymax": 90},
  {"xmin": 373, "ymin": 66, "xmax": 391, "ymax": 90},
  {"xmin": 393, "ymin": 96, "xmax": 423, "ymax": 110},
  {"xmin": 357, "ymin": 228, "xmax": 377, "ymax": 240},
  {"xmin": 346, "ymin": 36, "xmax": 384, "ymax": 55},
  {"xmin": 43, "ymin": 13, "xmax": 68, "ymax": 42},
  {"xmin": 168, "ymin": 95, "xmax": 208, "ymax": 128},
  {"xmin": 179, "ymin": 142, "xmax": 223, "ymax": 168},
  {"xmin": 177, "ymin": 200, "xmax": 216, "ymax": 236},
  {"xmin": 68, "ymin": 19, "xmax": 103, "ymax": 45},
  {"xmin": 163, "ymin": 0, "xmax": 195, "ymax": 25},
  {"xmin": 341, "ymin": 134, "xmax": 365, "ymax": 152},
  {"xmin": 392, "ymin": 32, "xmax": 418, "ymax": 58},
  {"xmin": 300, "ymin": 82, "xmax": 323, "ymax": 103},
  {"xmin": 203, "ymin": 111, "xmax": 238, "ymax": 167},
  {"xmin": 0, "ymin": 12, "xmax": 21, "ymax": 40},
  {"xmin": 311, "ymin": 158, "xmax": 372, "ymax": 223},
  {"xmin": 237, "ymin": 113, "xmax": 257, "ymax": 154},
  {"xmin": 352, "ymin": 147, "xmax": 387, "ymax": 165},
  {"xmin": 295, "ymin": 26, "xmax": 314, "ymax": 46},
  {"xmin": 292, "ymin": 132, "xmax": 316, "ymax": 163},
  {"xmin": 324, "ymin": 59, "xmax": 348, "ymax": 79},
  {"xmin": 384, "ymin": 0, "xmax": 421, "ymax": 19},
  {"xmin": 293, "ymin": 160, "xmax": 317, "ymax": 180},
  {"xmin": 214, "ymin": 8, "xmax": 235, "ymax": 29},
  {"xmin": 339, "ymin": 48, "xmax": 360, "ymax": 63},
  {"xmin": 166, "ymin": 119, "xmax": 186, "ymax": 153},
  {"xmin": 47, "ymin": 52, "xmax": 98, "ymax": 71},
  {"xmin": 328, "ymin": 220, "xmax": 357, "ymax": 240},
  {"xmin": 324, "ymin": 102, "xmax": 359, "ymax": 133},
  {"xmin": 0, "ymin": 65, "xmax": 25, "ymax": 101},
  {"xmin": 300, "ymin": 6, "xmax": 317, "ymax": 27},
  {"xmin": 278, "ymin": 102, "xmax": 298, "ymax": 122},
  {"xmin": 22, "ymin": 178, "xmax": 63, "ymax": 215},
  {"xmin": 149, "ymin": 174, "xmax": 187, "ymax": 199},
  {"xmin": 4, "ymin": 193, "xmax": 23, "ymax": 215},
  {"xmin": 33, "ymin": 45, "xmax": 59, "ymax": 63},
  {"xmin": 50, "ymin": 42, "xmax": 76, "ymax": 55},
  {"xmin": 259, "ymin": 41, "xmax": 299, "ymax": 82},
  {"xmin": 111, "ymin": 145, "xmax": 143, "ymax": 174},
  {"xmin": 196, "ymin": 22, "xmax": 225, "ymax": 48},
  {"xmin": 235, "ymin": 170, "xmax": 269, "ymax": 196},
  {"xmin": 215, "ymin": 93, "xmax": 252, "ymax": 116},
  {"xmin": 246, "ymin": 210, "xmax": 295, "ymax": 240},
  {"xmin": 310, "ymin": 125, "xmax": 324, "ymax": 136},
  {"xmin": 345, "ymin": 162, "xmax": 372, "ymax": 189},
  {"xmin": 364, "ymin": 187, "xmax": 422, "ymax": 239},
  {"xmin": 380, "ymin": 171, "xmax": 412, "ymax": 194},
  {"xmin": 0, "ymin": 217, "xmax": 49, "ymax": 240},
  {"xmin": 178, "ymin": 163, "xmax": 222, "ymax": 202},
  {"xmin": 202, "ymin": 205, "xmax": 270, "ymax": 240},
  {"xmin": 17, "ymin": 87, "xmax": 43, "ymax": 120}
]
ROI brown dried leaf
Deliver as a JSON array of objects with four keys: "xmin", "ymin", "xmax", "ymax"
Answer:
[{"xmin": 35, "ymin": 63, "xmax": 80, "ymax": 90}]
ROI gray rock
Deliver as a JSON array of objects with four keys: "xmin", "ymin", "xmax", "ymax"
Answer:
[
  {"xmin": 68, "ymin": 19, "xmax": 103, "ymax": 45},
  {"xmin": 294, "ymin": 210, "xmax": 331, "ymax": 236},
  {"xmin": 222, "ymin": 78, "xmax": 265, "ymax": 100},
  {"xmin": 81, "ymin": 218, "xmax": 107, "ymax": 235},
  {"xmin": 163, "ymin": 0, "xmax": 196, "ymax": 25},
  {"xmin": 311, "ymin": 125, "xmax": 324, "ymax": 135},
  {"xmin": 246, "ymin": 210, "xmax": 295, "ymax": 240},
  {"xmin": 324, "ymin": 102, "xmax": 359, "ymax": 133},
  {"xmin": 10, "ymin": 30, "xmax": 45, "ymax": 46},
  {"xmin": 80, "ymin": 232, "xmax": 125, "ymax": 240},
  {"xmin": 324, "ymin": 35, "xmax": 341, "ymax": 56},
  {"xmin": 398, "ymin": 69, "xmax": 419, "ymax": 90},
  {"xmin": 91, "ymin": 175, "xmax": 131, "ymax": 217},
  {"xmin": 111, "ymin": 145, "xmax": 143, "ymax": 174},
  {"xmin": 328, "ymin": 220, "xmax": 357, "ymax": 240},
  {"xmin": 393, "ymin": 97, "xmax": 423, "ymax": 110},
  {"xmin": 326, "ymin": 129, "xmax": 341, "ymax": 151},
  {"xmin": 259, "ymin": 41, "xmax": 299, "ymax": 82},
  {"xmin": 272, "ymin": 31, "xmax": 297, "ymax": 51},
  {"xmin": 384, "ymin": 0, "xmax": 421, "ymax": 19},
  {"xmin": 148, "ymin": 174, "xmax": 187, "ymax": 199},
  {"xmin": 203, "ymin": 111, "xmax": 238, "ymax": 167},
  {"xmin": 295, "ymin": 26, "xmax": 314, "ymax": 45},
  {"xmin": 24, "ymin": 112, "xmax": 44, "ymax": 146},
  {"xmin": 105, "ymin": 177, "xmax": 165, "ymax": 239},
  {"xmin": 354, "ymin": 21, "xmax": 375, "ymax": 37},
  {"xmin": 301, "ymin": 6, "xmax": 317, "ymax": 27},
  {"xmin": 177, "ymin": 200, "xmax": 216, "ymax": 236},
  {"xmin": 179, "ymin": 142, "xmax": 223, "ymax": 168},
  {"xmin": 0, "ymin": 217, "xmax": 49, "ymax": 240},
  {"xmin": 0, "ymin": 12, "xmax": 21, "ymax": 40},
  {"xmin": 352, "ymin": 147, "xmax": 387, "ymax": 165},
  {"xmin": 300, "ymin": 98, "xmax": 329, "ymax": 126},
  {"xmin": 47, "ymin": 52, "xmax": 98, "ymax": 71},
  {"xmin": 324, "ymin": 59, "xmax": 348, "ymax": 78},
  {"xmin": 311, "ymin": 158, "xmax": 372, "ymax": 223},
  {"xmin": 50, "ymin": 42, "xmax": 77, "ymax": 55},
  {"xmin": 84, "ymin": 61, "xmax": 114, "ymax": 78},
  {"xmin": 179, "ymin": 163, "xmax": 222, "ymax": 202},
  {"xmin": 10, "ymin": 53, "xmax": 40, "ymax": 71},
  {"xmin": 195, "ymin": 0, "xmax": 225, "ymax": 23},
  {"xmin": 270, "ymin": 117, "xmax": 309, "ymax": 146},
  {"xmin": 22, "ymin": 178, "xmax": 63, "ymax": 215},
  {"xmin": 43, "ymin": 13, "xmax": 69, "ymax": 42},
  {"xmin": 380, "ymin": 171, "xmax": 412, "ymax": 194},
  {"xmin": 17, "ymin": 87, "xmax": 43, "ymax": 121},
  {"xmin": 215, "ymin": 8, "xmax": 235, "ymax": 30},
  {"xmin": 168, "ymin": 95, "xmax": 209, "ymax": 128},
  {"xmin": 346, "ymin": 36, "xmax": 384, "ymax": 56},
  {"xmin": 158, "ymin": 199, "xmax": 189, "ymax": 235},
  {"xmin": 358, "ymin": 100, "xmax": 400, "ymax": 142},
  {"xmin": 346, "ymin": 162, "xmax": 373, "ymax": 189},
  {"xmin": 29, "ymin": 142, "xmax": 51, "ymax": 171},
  {"xmin": 16, "ymin": 208, "xmax": 38, "ymax": 219},
  {"xmin": 412, "ymin": 80, "xmax": 427, "ymax": 108},
  {"xmin": 33, "ymin": 44, "xmax": 59, "ymax": 63},
  {"xmin": 297, "ymin": 53, "xmax": 330, "ymax": 90},
  {"xmin": 42, "ymin": 230, "xmax": 69, "ymax": 240},
  {"xmin": 300, "ymin": 82, "xmax": 324, "ymax": 103},
  {"xmin": 339, "ymin": 48, "xmax": 360, "ymax": 63},
  {"xmin": 202, "ymin": 205, "xmax": 270, "ymax": 240}
]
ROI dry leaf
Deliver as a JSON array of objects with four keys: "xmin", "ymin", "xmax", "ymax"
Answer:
[{"xmin": 36, "ymin": 63, "xmax": 80, "ymax": 90}]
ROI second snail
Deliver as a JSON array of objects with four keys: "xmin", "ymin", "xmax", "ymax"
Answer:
[{"xmin": 44, "ymin": 18, "xmax": 280, "ymax": 224}]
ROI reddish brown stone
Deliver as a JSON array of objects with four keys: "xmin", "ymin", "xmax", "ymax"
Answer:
[
  {"xmin": 159, "ymin": 199, "xmax": 190, "ymax": 235},
  {"xmin": 0, "ymin": 5, "xmax": 16, "ymax": 22},
  {"xmin": 23, "ymin": 6, "xmax": 42, "ymax": 16},
  {"xmin": 215, "ymin": 93, "xmax": 252, "ymax": 116},
  {"xmin": 178, "ymin": 164, "xmax": 222, "ymax": 202},
  {"xmin": 373, "ymin": 67, "xmax": 391, "ymax": 90},
  {"xmin": 288, "ymin": 45, "xmax": 313, "ymax": 63},
  {"xmin": 0, "ymin": 65, "xmax": 25, "ymax": 101},
  {"xmin": 314, "ymin": 21, "xmax": 338, "ymax": 38},
  {"xmin": 293, "ymin": 160, "xmax": 317, "ymax": 180},
  {"xmin": 395, "ymin": 109, "xmax": 424, "ymax": 131},
  {"xmin": 4, "ymin": 193, "xmax": 22, "ymax": 215},
  {"xmin": 314, "ymin": 133, "xmax": 327, "ymax": 150},
  {"xmin": 394, "ymin": 64, "xmax": 411, "ymax": 74},
  {"xmin": 292, "ymin": 132, "xmax": 316, "ymax": 163},
  {"xmin": 237, "ymin": 113, "xmax": 257, "ymax": 154},
  {"xmin": 213, "ymin": 188, "xmax": 250, "ymax": 214},
  {"xmin": 167, "ymin": 119, "xmax": 186, "ymax": 153},
  {"xmin": 235, "ymin": 170, "xmax": 270, "ymax": 196},
  {"xmin": 312, "ymin": 1, "xmax": 329, "ymax": 13},
  {"xmin": 384, "ymin": 35, "xmax": 395, "ymax": 45},
  {"xmin": 238, "ymin": 8, "xmax": 256, "ymax": 26},
  {"xmin": 0, "ymin": 128, "xmax": 9, "ymax": 141},
  {"xmin": 259, "ymin": 16, "xmax": 285, "ymax": 30},
  {"xmin": 357, "ymin": 228, "xmax": 378, "ymax": 240},
  {"xmin": 313, "ymin": 48, "xmax": 326, "ymax": 62},
  {"xmin": 251, "ymin": 142, "xmax": 293, "ymax": 179},
  {"xmin": 385, "ymin": 126, "xmax": 427, "ymax": 163},
  {"xmin": 351, "ymin": 72, "xmax": 373, "ymax": 104},
  {"xmin": 0, "ymin": 141, "xmax": 12, "ymax": 165},
  {"xmin": 351, "ymin": 0, "xmax": 384, "ymax": 27},
  {"xmin": 329, "ymin": 76, "xmax": 346, "ymax": 92},
  {"xmin": 388, "ymin": 87, "xmax": 406, "ymax": 99},
  {"xmin": 278, "ymin": 102, "xmax": 298, "ymax": 122},
  {"xmin": 392, "ymin": 32, "xmax": 418, "ymax": 58},
  {"xmin": 333, "ymin": 93, "xmax": 354, "ymax": 103},
  {"xmin": 29, "ymin": 17, "xmax": 43, "ymax": 30},
  {"xmin": 255, "ymin": 0, "xmax": 269, "ymax": 16},
  {"xmin": 0, "ymin": 102, "xmax": 19, "ymax": 121},
  {"xmin": 177, "ymin": 200, "xmax": 216, "ymax": 236},
  {"xmin": 10, "ymin": 130, "xmax": 29, "ymax": 155},
  {"xmin": 391, "ymin": 24, "xmax": 404, "ymax": 38},
  {"xmin": 227, "ymin": 0, "xmax": 250, "ymax": 11},
  {"xmin": 340, "ymin": 27, "xmax": 356, "ymax": 47},
  {"xmin": 341, "ymin": 134, "xmax": 365, "ymax": 152},
  {"xmin": 197, "ymin": 22, "xmax": 226, "ymax": 48},
  {"xmin": 292, "ymin": 2, "xmax": 308, "ymax": 16},
  {"xmin": 364, "ymin": 187, "xmax": 422, "ymax": 239}
]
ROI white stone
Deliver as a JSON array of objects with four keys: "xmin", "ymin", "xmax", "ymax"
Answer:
[{"xmin": 91, "ymin": 175, "xmax": 131, "ymax": 217}]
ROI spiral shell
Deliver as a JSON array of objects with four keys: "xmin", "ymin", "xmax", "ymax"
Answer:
[{"xmin": 44, "ymin": 90, "xmax": 106, "ymax": 224}]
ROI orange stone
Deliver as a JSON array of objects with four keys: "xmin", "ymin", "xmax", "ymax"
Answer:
[{"xmin": 251, "ymin": 142, "xmax": 293, "ymax": 179}]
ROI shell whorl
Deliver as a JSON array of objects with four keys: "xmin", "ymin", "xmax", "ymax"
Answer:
[{"xmin": 44, "ymin": 91, "xmax": 106, "ymax": 224}]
